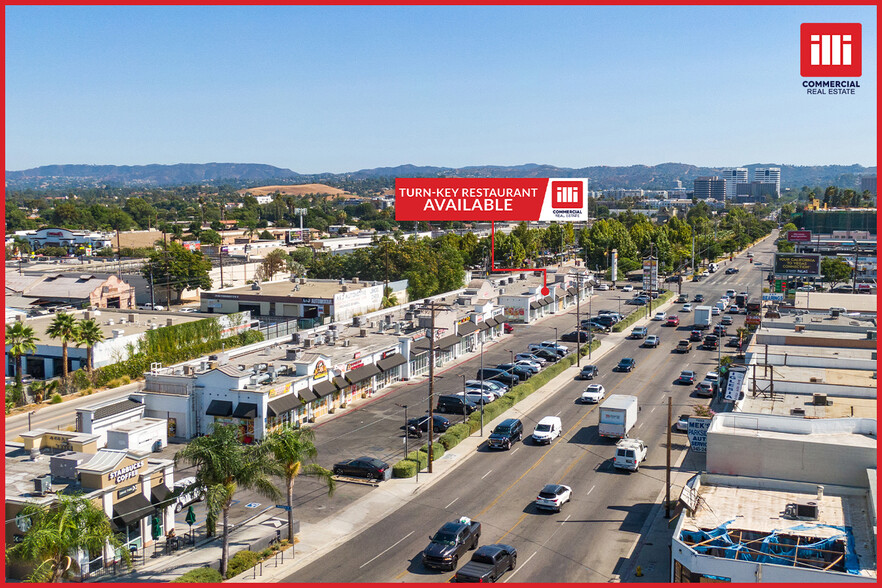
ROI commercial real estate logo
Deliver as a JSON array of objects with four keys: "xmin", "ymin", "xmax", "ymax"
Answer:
[
  {"xmin": 551, "ymin": 181, "xmax": 583, "ymax": 209},
  {"xmin": 801, "ymin": 23, "xmax": 861, "ymax": 95}
]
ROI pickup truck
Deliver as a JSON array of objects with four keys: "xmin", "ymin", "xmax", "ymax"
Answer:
[
  {"xmin": 422, "ymin": 518, "xmax": 481, "ymax": 571},
  {"xmin": 676, "ymin": 339, "xmax": 692, "ymax": 353},
  {"xmin": 453, "ymin": 544, "xmax": 517, "ymax": 583}
]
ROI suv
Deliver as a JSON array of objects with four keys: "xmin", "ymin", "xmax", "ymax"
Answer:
[
  {"xmin": 487, "ymin": 418, "xmax": 523, "ymax": 450},
  {"xmin": 530, "ymin": 348, "xmax": 560, "ymax": 363},
  {"xmin": 693, "ymin": 294, "xmax": 705, "ymax": 303},
  {"xmin": 496, "ymin": 363, "xmax": 532, "ymax": 381},
  {"xmin": 436, "ymin": 395, "xmax": 478, "ymax": 415},
  {"xmin": 630, "ymin": 326, "xmax": 648, "ymax": 339},
  {"xmin": 616, "ymin": 358, "xmax": 637, "ymax": 372},
  {"xmin": 578, "ymin": 364, "xmax": 599, "ymax": 380},
  {"xmin": 475, "ymin": 368, "xmax": 520, "ymax": 387},
  {"xmin": 702, "ymin": 335, "xmax": 719, "ymax": 349},
  {"xmin": 531, "ymin": 416, "xmax": 562, "ymax": 444}
]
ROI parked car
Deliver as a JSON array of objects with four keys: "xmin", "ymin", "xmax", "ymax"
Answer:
[
  {"xmin": 487, "ymin": 418, "xmax": 524, "ymax": 450},
  {"xmin": 666, "ymin": 316, "xmax": 680, "ymax": 327},
  {"xmin": 630, "ymin": 296, "xmax": 649, "ymax": 306},
  {"xmin": 695, "ymin": 381, "xmax": 715, "ymax": 398},
  {"xmin": 496, "ymin": 363, "xmax": 532, "ymax": 381},
  {"xmin": 530, "ymin": 348, "xmax": 560, "ymax": 363},
  {"xmin": 643, "ymin": 335, "xmax": 660, "ymax": 348},
  {"xmin": 675, "ymin": 415, "xmax": 690, "ymax": 432},
  {"xmin": 677, "ymin": 370, "xmax": 696, "ymax": 385},
  {"xmin": 138, "ymin": 303, "xmax": 165, "ymax": 311},
  {"xmin": 437, "ymin": 395, "xmax": 478, "ymax": 415},
  {"xmin": 596, "ymin": 283, "xmax": 610, "ymax": 291},
  {"xmin": 725, "ymin": 267, "xmax": 739, "ymax": 274},
  {"xmin": 515, "ymin": 352, "xmax": 547, "ymax": 366},
  {"xmin": 581, "ymin": 319, "xmax": 611, "ymax": 332},
  {"xmin": 561, "ymin": 330, "xmax": 590, "ymax": 343},
  {"xmin": 531, "ymin": 416, "xmax": 562, "ymax": 444},
  {"xmin": 408, "ymin": 415, "xmax": 451, "ymax": 433},
  {"xmin": 581, "ymin": 384, "xmax": 606, "ymax": 403},
  {"xmin": 475, "ymin": 368, "xmax": 520, "ymax": 387},
  {"xmin": 630, "ymin": 326, "xmax": 648, "ymax": 339},
  {"xmin": 466, "ymin": 380, "xmax": 508, "ymax": 394},
  {"xmin": 332, "ymin": 456, "xmax": 390, "ymax": 480},
  {"xmin": 616, "ymin": 357, "xmax": 637, "ymax": 372},
  {"xmin": 173, "ymin": 477, "xmax": 206, "ymax": 513},
  {"xmin": 177, "ymin": 307, "xmax": 198, "ymax": 313},
  {"xmin": 578, "ymin": 364, "xmax": 599, "ymax": 380},
  {"xmin": 457, "ymin": 389, "xmax": 495, "ymax": 405},
  {"xmin": 653, "ymin": 311, "xmax": 667, "ymax": 321},
  {"xmin": 621, "ymin": 284, "xmax": 634, "ymax": 292},
  {"xmin": 535, "ymin": 484, "xmax": 572, "ymax": 512},
  {"xmin": 514, "ymin": 360, "xmax": 541, "ymax": 374},
  {"xmin": 453, "ymin": 544, "xmax": 517, "ymax": 583},
  {"xmin": 503, "ymin": 323, "xmax": 514, "ymax": 334},
  {"xmin": 676, "ymin": 294, "xmax": 689, "ymax": 303},
  {"xmin": 726, "ymin": 336, "xmax": 742, "ymax": 348}
]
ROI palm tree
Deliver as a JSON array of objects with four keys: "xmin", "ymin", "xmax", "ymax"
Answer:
[
  {"xmin": 74, "ymin": 318, "xmax": 105, "ymax": 373},
  {"xmin": 264, "ymin": 425, "xmax": 335, "ymax": 543},
  {"xmin": 29, "ymin": 380, "xmax": 59, "ymax": 404},
  {"xmin": 6, "ymin": 492, "xmax": 132, "ymax": 582},
  {"xmin": 175, "ymin": 423, "xmax": 282, "ymax": 577},
  {"xmin": 6, "ymin": 322, "xmax": 37, "ymax": 389},
  {"xmin": 45, "ymin": 312, "xmax": 77, "ymax": 381}
]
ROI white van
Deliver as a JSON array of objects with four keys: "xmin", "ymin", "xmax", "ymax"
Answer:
[
  {"xmin": 532, "ymin": 416, "xmax": 562, "ymax": 445},
  {"xmin": 173, "ymin": 477, "xmax": 205, "ymax": 513},
  {"xmin": 613, "ymin": 438, "xmax": 647, "ymax": 471},
  {"xmin": 708, "ymin": 263, "xmax": 719, "ymax": 273}
]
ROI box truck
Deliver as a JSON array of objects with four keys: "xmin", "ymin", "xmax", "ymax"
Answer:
[
  {"xmin": 693, "ymin": 306, "xmax": 713, "ymax": 330},
  {"xmin": 598, "ymin": 394, "xmax": 639, "ymax": 440}
]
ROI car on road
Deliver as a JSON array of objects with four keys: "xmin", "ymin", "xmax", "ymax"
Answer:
[
  {"xmin": 702, "ymin": 334, "xmax": 719, "ymax": 349},
  {"xmin": 630, "ymin": 326, "xmax": 648, "ymax": 339},
  {"xmin": 453, "ymin": 544, "xmax": 517, "ymax": 583},
  {"xmin": 422, "ymin": 518, "xmax": 482, "ymax": 571},
  {"xmin": 487, "ymin": 418, "xmax": 524, "ymax": 450},
  {"xmin": 720, "ymin": 315, "xmax": 733, "ymax": 326},
  {"xmin": 728, "ymin": 305, "xmax": 740, "ymax": 314},
  {"xmin": 581, "ymin": 384, "xmax": 606, "ymax": 403},
  {"xmin": 332, "ymin": 457, "xmax": 390, "ymax": 481},
  {"xmin": 681, "ymin": 303, "xmax": 693, "ymax": 313},
  {"xmin": 796, "ymin": 285, "xmax": 814, "ymax": 292},
  {"xmin": 642, "ymin": 335, "xmax": 660, "ymax": 348},
  {"xmin": 713, "ymin": 325, "xmax": 728, "ymax": 337},
  {"xmin": 596, "ymin": 283, "xmax": 610, "ymax": 291},
  {"xmin": 677, "ymin": 370, "xmax": 696, "ymax": 385},
  {"xmin": 689, "ymin": 329, "xmax": 703, "ymax": 342},
  {"xmin": 578, "ymin": 364, "xmax": 599, "ymax": 380},
  {"xmin": 408, "ymin": 415, "xmax": 452, "ymax": 433},
  {"xmin": 138, "ymin": 303, "xmax": 165, "ymax": 311},
  {"xmin": 675, "ymin": 415, "xmax": 690, "ymax": 432},
  {"xmin": 531, "ymin": 416, "xmax": 562, "ymax": 444},
  {"xmin": 693, "ymin": 293, "xmax": 705, "ymax": 302},
  {"xmin": 726, "ymin": 336, "xmax": 742, "ymax": 348},
  {"xmin": 613, "ymin": 438, "xmax": 647, "ymax": 471},
  {"xmin": 695, "ymin": 381, "xmax": 715, "ymax": 398},
  {"xmin": 725, "ymin": 267, "xmax": 739, "ymax": 274},
  {"xmin": 676, "ymin": 294, "xmax": 689, "ymax": 303},
  {"xmin": 535, "ymin": 484, "xmax": 572, "ymax": 512},
  {"xmin": 616, "ymin": 357, "xmax": 637, "ymax": 372},
  {"xmin": 665, "ymin": 315, "xmax": 680, "ymax": 327},
  {"xmin": 676, "ymin": 339, "xmax": 692, "ymax": 353},
  {"xmin": 711, "ymin": 307, "xmax": 721, "ymax": 316},
  {"xmin": 653, "ymin": 311, "xmax": 667, "ymax": 321},
  {"xmin": 621, "ymin": 284, "xmax": 634, "ymax": 292},
  {"xmin": 726, "ymin": 289, "xmax": 737, "ymax": 297}
]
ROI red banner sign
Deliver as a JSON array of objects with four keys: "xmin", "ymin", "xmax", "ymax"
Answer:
[
  {"xmin": 395, "ymin": 178, "xmax": 588, "ymax": 221},
  {"xmin": 787, "ymin": 230, "xmax": 812, "ymax": 242}
]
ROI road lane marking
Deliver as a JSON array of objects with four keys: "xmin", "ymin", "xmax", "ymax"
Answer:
[
  {"xmin": 394, "ymin": 570, "xmax": 409, "ymax": 580},
  {"xmin": 586, "ymin": 485, "xmax": 596, "ymax": 496},
  {"xmin": 497, "ymin": 512, "xmax": 529, "ymax": 543},
  {"xmin": 445, "ymin": 497, "xmax": 459, "ymax": 509},
  {"xmin": 481, "ymin": 469, "xmax": 493, "ymax": 480},
  {"xmin": 511, "ymin": 447, "xmax": 520, "ymax": 454},
  {"xmin": 650, "ymin": 406, "xmax": 656, "ymax": 413},
  {"xmin": 359, "ymin": 530, "xmax": 414, "ymax": 568},
  {"xmin": 504, "ymin": 551, "xmax": 537, "ymax": 582}
]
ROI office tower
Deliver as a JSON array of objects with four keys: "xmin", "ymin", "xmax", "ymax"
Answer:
[
  {"xmin": 754, "ymin": 167, "xmax": 781, "ymax": 196},
  {"xmin": 693, "ymin": 176, "xmax": 726, "ymax": 200},
  {"xmin": 720, "ymin": 168, "xmax": 748, "ymax": 200}
]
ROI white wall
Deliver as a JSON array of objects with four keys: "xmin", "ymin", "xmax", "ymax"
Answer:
[{"xmin": 106, "ymin": 420, "xmax": 167, "ymax": 452}]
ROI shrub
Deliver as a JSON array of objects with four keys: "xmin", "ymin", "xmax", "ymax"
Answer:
[
  {"xmin": 406, "ymin": 450, "xmax": 428, "ymax": 469},
  {"xmin": 419, "ymin": 441, "xmax": 444, "ymax": 460},
  {"xmin": 259, "ymin": 548, "xmax": 273, "ymax": 559},
  {"xmin": 392, "ymin": 459, "xmax": 418, "ymax": 478},
  {"xmin": 172, "ymin": 567, "xmax": 223, "ymax": 583},
  {"xmin": 120, "ymin": 375, "xmax": 131, "ymax": 385},
  {"xmin": 50, "ymin": 393, "xmax": 62, "ymax": 404},
  {"xmin": 226, "ymin": 549, "xmax": 260, "ymax": 578}
]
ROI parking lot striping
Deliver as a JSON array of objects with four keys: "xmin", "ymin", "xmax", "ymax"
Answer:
[
  {"xmin": 503, "ymin": 550, "xmax": 537, "ymax": 582},
  {"xmin": 511, "ymin": 447, "xmax": 520, "ymax": 454},
  {"xmin": 586, "ymin": 485, "xmax": 596, "ymax": 496},
  {"xmin": 445, "ymin": 497, "xmax": 459, "ymax": 510},
  {"xmin": 481, "ymin": 469, "xmax": 494, "ymax": 480},
  {"xmin": 359, "ymin": 531, "xmax": 414, "ymax": 569}
]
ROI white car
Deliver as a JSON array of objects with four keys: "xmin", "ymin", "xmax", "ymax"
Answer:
[
  {"xmin": 515, "ymin": 353, "xmax": 547, "ymax": 366},
  {"xmin": 711, "ymin": 307, "xmax": 721, "ymax": 316},
  {"xmin": 177, "ymin": 307, "xmax": 198, "ymax": 313},
  {"xmin": 535, "ymin": 484, "xmax": 572, "ymax": 512},
  {"xmin": 138, "ymin": 303, "xmax": 165, "ymax": 311},
  {"xmin": 596, "ymin": 283, "xmax": 610, "ymax": 291},
  {"xmin": 580, "ymin": 384, "xmax": 606, "ymax": 404},
  {"xmin": 653, "ymin": 311, "xmax": 667, "ymax": 321},
  {"xmin": 621, "ymin": 284, "xmax": 634, "ymax": 292},
  {"xmin": 173, "ymin": 477, "xmax": 206, "ymax": 512},
  {"xmin": 681, "ymin": 303, "xmax": 693, "ymax": 313},
  {"xmin": 515, "ymin": 360, "xmax": 541, "ymax": 374},
  {"xmin": 675, "ymin": 415, "xmax": 690, "ymax": 433},
  {"xmin": 457, "ymin": 390, "xmax": 495, "ymax": 404},
  {"xmin": 705, "ymin": 372, "xmax": 720, "ymax": 384},
  {"xmin": 726, "ymin": 289, "xmax": 737, "ymax": 298}
]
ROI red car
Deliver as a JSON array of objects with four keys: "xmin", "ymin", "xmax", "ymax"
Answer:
[
  {"xmin": 503, "ymin": 323, "xmax": 514, "ymax": 334},
  {"xmin": 665, "ymin": 315, "xmax": 680, "ymax": 327}
]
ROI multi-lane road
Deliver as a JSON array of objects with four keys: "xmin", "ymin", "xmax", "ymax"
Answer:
[{"xmin": 281, "ymin": 238, "xmax": 775, "ymax": 582}]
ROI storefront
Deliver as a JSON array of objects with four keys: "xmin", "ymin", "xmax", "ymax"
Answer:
[
  {"xmin": 410, "ymin": 349, "xmax": 429, "ymax": 378},
  {"xmin": 344, "ymin": 363, "xmax": 381, "ymax": 398},
  {"xmin": 267, "ymin": 393, "xmax": 304, "ymax": 431},
  {"xmin": 205, "ymin": 400, "xmax": 258, "ymax": 443},
  {"xmin": 457, "ymin": 322, "xmax": 480, "ymax": 353},
  {"xmin": 377, "ymin": 352, "xmax": 407, "ymax": 388}
]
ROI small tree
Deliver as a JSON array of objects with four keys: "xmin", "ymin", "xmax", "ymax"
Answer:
[
  {"xmin": 141, "ymin": 242, "xmax": 213, "ymax": 304},
  {"xmin": 260, "ymin": 249, "xmax": 288, "ymax": 281}
]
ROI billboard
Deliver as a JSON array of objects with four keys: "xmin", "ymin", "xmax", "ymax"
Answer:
[
  {"xmin": 687, "ymin": 417, "xmax": 711, "ymax": 452},
  {"xmin": 610, "ymin": 249, "xmax": 618, "ymax": 282},
  {"xmin": 787, "ymin": 230, "xmax": 812, "ymax": 242},
  {"xmin": 774, "ymin": 253, "xmax": 821, "ymax": 276},
  {"xmin": 724, "ymin": 368, "xmax": 747, "ymax": 402},
  {"xmin": 642, "ymin": 257, "xmax": 658, "ymax": 292},
  {"xmin": 395, "ymin": 178, "xmax": 588, "ymax": 221}
]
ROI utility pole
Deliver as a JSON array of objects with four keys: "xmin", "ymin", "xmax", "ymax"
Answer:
[
  {"xmin": 853, "ymin": 239, "xmax": 859, "ymax": 293},
  {"xmin": 665, "ymin": 396, "xmax": 672, "ymax": 518},
  {"xmin": 421, "ymin": 299, "xmax": 451, "ymax": 472},
  {"xmin": 164, "ymin": 232, "xmax": 172, "ymax": 307},
  {"xmin": 575, "ymin": 273, "xmax": 581, "ymax": 368},
  {"xmin": 691, "ymin": 234, "xmax": 695, "ymax": 282},
  {"xmin": 149, "ymin": 267, "xmax": 155, "ymax": 309}
]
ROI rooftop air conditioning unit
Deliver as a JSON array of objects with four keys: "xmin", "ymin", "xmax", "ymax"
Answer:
[
  {"xmin": 304, "ymin": 339, "xmax": 312, "ymax": 348},
  {"xmin": 292, "ymin": 333, "xmax": 301, "ymax": 344},
  {"xmin": 166, "ymin": 318, "xmax": 174, "ymax": 327},
  {"xmin": 128, "ymin": 314, "xmax": 136, "ymax": 323},
  {"xmin": 812, "ymin": 394, "xmax": 828, "ymax": 406},
  {"xmin": 341, "ymin": 285, "xmax": 349, "ymax": 292},
  {"xmin": 360, "ymin": 329, "xmax": 367, "ymax": 338},
  {"xmin": 790, "ymin": 407, "xmax": 806, "ymax": 416},
  {"xmin": 34, "ymin": 475, "xmax": 52, "ymax": 496},
  {"xmin": 343, "ymin": 340, "xmax": 351, "ymax": 347},
  {"xmin": 352, "ymin": 277, "xmax": 359, "ymax": 284},
  {"xmin": 353, "ymin": 316, "xmax": 362, "ymax": 327},
  {"xmin": 794, "ymin": 501, "xmax": 820, "ymax": 520}
]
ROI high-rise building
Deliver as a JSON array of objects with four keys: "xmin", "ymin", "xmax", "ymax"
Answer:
[
  {"xmin": 860, "ymin": 175, "xmax": 876, "ymax": 195},
  {"xmin": 693, "ymin": 176, "xmax": 726, "ymax": 200},
  {"xmin": 754, "ymin": 167, "xmax": 781, "ymax": 195},
  {"xmin": 720, "ymin": 168, "xmax": 748, "ymax": 200},
  {"xmin": 735, "ymin": 182, "xmax": 778, "ymax": 202}
]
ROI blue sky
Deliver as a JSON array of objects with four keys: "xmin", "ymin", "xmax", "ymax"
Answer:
[{"xmin": 5, "ymin": 5, "xmax": 877, "ymax": 173}]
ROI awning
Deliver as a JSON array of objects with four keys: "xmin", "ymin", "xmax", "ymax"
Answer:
[
  {"xmin": 436, "ymin": 334, "xmax": 461, "ymax": 349},
  {"xmin": 538, "ymin": 299, "xmax": 549, "ymax": 307},
  {"xmin": 410, "ymin": 349, "xmax": 428, "ymax": 359},
  {"xmin": 313, "ymin": 380, "xmax": 337, "ymax": 398},
  {"xmin": 232, "ymin": 402, "xmax": 258, "ymax": 419},
  {"xmin": 345, "ymin": 364, "xmax": 381, "ymax": 384},
  {"xmin": 544, "ymin": 296, "xmax": 555, "ymax": 305},
  {"xmin": 484, "ymin": 317, "xmax": 498, "ymax": 328},
  {"xmin": 529, "ymin": 301, "xmax": 541, "ymax": 309},
  {"xmin": 267, "ymin": 393, "xmax": 301, "ymax": 417},
  {"xmin": 332, "ymin": 376, "xmax": 349, "ymax": 390},
  {"xmin": 567, "ymin": 286, "xmax": 577, "ymax": 295},
  {"xmin": 206, "ymin": 400, "xmax": 233, "ymax": 417},
  {"xmin": 150, "ymin": 484, "xmax": 174, "ymax": 508},
  {"xmin": 377, "ymin": 353, "xmax": 407, "ymax": 371},
  {"xmin": 113, "ymin": 494, "xmax": 153, "ymax": 527},
  {"xmin": 458, "ymin": 323, "xmax": 479, "ymax": 336},
  {"xmin": 412, "ymin": 338, "xmax": 434, "ymax": 350},
  {"xmin": 478, "ymin": 322, "xmax": 490, "ymax": 330}
]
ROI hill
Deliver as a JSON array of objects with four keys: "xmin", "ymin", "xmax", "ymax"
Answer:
[{"xmin": 238, "ymin": 183, "xmax": 347, "ymax": 197}]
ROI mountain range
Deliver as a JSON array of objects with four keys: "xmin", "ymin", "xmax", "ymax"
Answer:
[{"xmin": 5, "ymin": 162, "xmax": 875, "ymax": 191}]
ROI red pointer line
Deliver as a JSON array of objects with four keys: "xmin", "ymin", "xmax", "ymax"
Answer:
[{"xmin": 489, "ymin": 221, "xmax": 549, "ymax": 296}]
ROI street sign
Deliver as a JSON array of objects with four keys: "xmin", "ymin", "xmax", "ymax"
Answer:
[
  {"xmin": 687, "ymin": 417, "xmax": 711, "ymax": 452},
  {"xmin": 724, "ymin": 368, "xmax": 747, "ymax": 402},
  {"xmin": 275, "ymin": 504, "xmax": 292, "ymax": 511},
  {"xmin": 762, "ymin": 293, "xmax": 785, "ymax": 301}
]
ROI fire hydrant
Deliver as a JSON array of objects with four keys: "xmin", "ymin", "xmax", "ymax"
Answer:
[{"xmin": 635, "ymin": 565, "xmax": 643, "ymax": 577}]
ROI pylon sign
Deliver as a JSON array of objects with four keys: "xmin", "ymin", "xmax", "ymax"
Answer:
[{"xmin": 642, "ymin": 257, "xmax": 658, "ymax": 292}]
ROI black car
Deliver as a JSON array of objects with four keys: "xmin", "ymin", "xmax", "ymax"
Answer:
[
  {"xmin": 408, "ymin": 415, "xmax": 451, "ymax": 433},
  {"xmin": 561, "ymin": 330, "xmax": 590, "ymax": 342},
  {"xmin": 487, "ymin": 418, "xmax": 524, "ymax": 450},
  {"xmin": 332, "ymin": 456, "xmax": 390, "ymax": 480},
  {"xmin": 496, "ymin": 363, "xmax": 532, "ymax": 381},
  {"xmin": 437, "ymin": 394, "xmax": 478, "ymax": 414},
  {"xmin": 578, "ymin": 364, "xmax": 599, "ymax": 380},
  {"xmin": 476, "ymin": 368, "xmax": 520, "ymax": 387},
  {"xmin": 689, "ymin": 329, "xmax": 704, "ymax": 342},
  {"xmin": 694, "ymin": 294, "xmax": 705, "ymax": 303},
  {"xmin": 616, "ymin": 358, "xmax": 637, "ymax": 372},
  {"xmin": 725, "ymin": 267, "xmax": 740, "ymax": 274},
  {"xmin": 580, "ymin": 319, "xmax": 611, "ymax": 332},
  {"xmin": 530, "ymin": 348, "xmax": 560, "ymax": 363},
  {"xmin": 593, "ymin": 315, "xmax": 617, "ymax": 328},
  {"xmin": 703, "ymin": 335, "xmax": 719, "ymax": 349}
]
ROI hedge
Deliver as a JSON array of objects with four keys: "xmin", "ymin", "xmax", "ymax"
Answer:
[
  {"xmin": 172, "ymin": 567, "xmax": 223, "ymax": 583},
  {"xmin": 226, "ymin": 550, "xmax": 260, "ymax": 579},
  {"xmin": 419, "ymin": 441, "xmax": 445, "ymax": 460},
  {"xmin": 612, "ymin": 290, "xmax": 675, "ymax": 332},
  {"xmin": 391, "ymin": 338, "xmax": 600, "ymax": 478}
]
